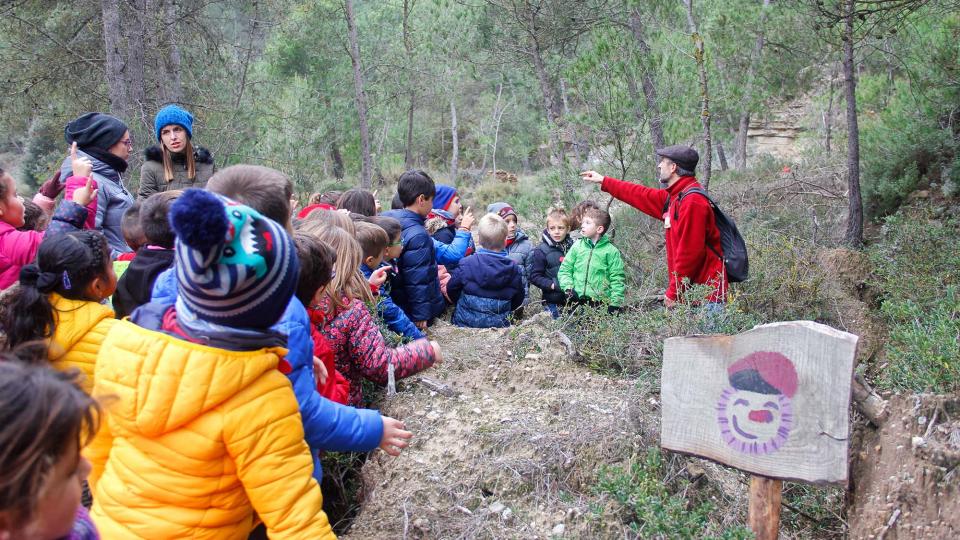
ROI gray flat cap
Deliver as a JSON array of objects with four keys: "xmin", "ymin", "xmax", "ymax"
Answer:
[{"xmin": 656, "ymin": 145, "xmax": 699, "ymax": 172}]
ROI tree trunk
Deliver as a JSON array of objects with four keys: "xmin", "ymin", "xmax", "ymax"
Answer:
[
  {"xmin": 402, "ymin": 0, "xmax": 416, "ymax": 169},
  {"xmin": 163, "ymin": 0, "xmax": 182, "ymax": 103},
  {"xmin": 330, "ymin": 140, "xmax": 345, "ymax": 179},
  {"xmin": 628, "ymin": 10, "xmax": 665, "ymax": 162},
  {"xmin": 560, "ymin": 78, "xmax": 583, "ymax": 168},
  {"xmin": 717, "ymin": 141, "xmax": 729, "ymax": 171},
  {"xmin": 842, "ymin": 0, "xmax": 863, "ymax": 247},
  {"xmin": 734, "ymin": 0, "xmax": 771, "ymax": 170},
  {"xmin": 449, "ymin": 98, "xmax": 458, "ymax": 183},
  {"xmin": 127, "ymin": 0, "xmax": 150, "ymax": 130},
  {"xmin": 684, "ymin": 0, "xmax": 712, "ymax": 189},
  {"xmin": 492, "ymin": 83, "xmax": 506, "ymax": 177},
  {"xmin": 529, "ymin": 35, "xmax": 562, "ymax": 164},
  {"xmin": 101, "ymin": 0, "xmax": 128, "ymax": 116},
  {"xmin": 825, "ymin": 66, "xmax": 836, "ymax": 153},
  {"xmin": 344, "ymin": 0, "xmax": 372, "ymax": 188}
]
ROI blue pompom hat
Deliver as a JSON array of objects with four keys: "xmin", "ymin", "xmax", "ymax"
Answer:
[
  {"xmin": 154, "ymin": 104, "xmax": 194, "ymax": 141},
  {"xmin": 168, "ymin": 189, "xmax": 299, "ymax": 329}
]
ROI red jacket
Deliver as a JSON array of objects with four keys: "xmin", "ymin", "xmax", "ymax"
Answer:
[
  {"xmin": 310, "ymin": 325, "xmax": 351, "ymax": 405},
  {"xmin": 601, "ymin": 175, "xmax": 727, "ymax": 303}
]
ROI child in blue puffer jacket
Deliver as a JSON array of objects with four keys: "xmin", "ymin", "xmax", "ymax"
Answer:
[{"xmin": 448, "ymin": 213, "xmax": 525, "ymax": 328}]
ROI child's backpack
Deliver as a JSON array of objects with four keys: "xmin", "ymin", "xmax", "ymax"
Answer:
[{"xmin": 664, "ymin": 188, "xmax": 749, "ymax": 283}]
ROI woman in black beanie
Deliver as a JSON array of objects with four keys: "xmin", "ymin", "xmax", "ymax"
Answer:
[{"xmin": 58, "ymin": 112, "xmax": 135, "ymax": 258}]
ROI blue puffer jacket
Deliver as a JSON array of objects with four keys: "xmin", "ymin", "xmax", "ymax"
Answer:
[
  {"xmin": 381, "ymin": 209, "xmax": 446, "ymax": 322},
  {"xmin": 433, "ymin": 229, "xmax": 472, "ymax": 266},
  {"xmin": 433, "ymin": 225, "xmax": 474, "ymax": 270},
  {"xmin": 448, "ymin": 249, "xmax": 525, "ymax": 328},
  {"xmin": 361, "ymin": 263, "xmax": 424, "ymax": 341},
  {"xmin": 150, "ymin": 270, "xmax": 384, "ymax": 482}
]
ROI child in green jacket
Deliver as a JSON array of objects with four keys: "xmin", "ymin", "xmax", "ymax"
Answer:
[{"xmin": 558, "ymin": 207, "xmax": 625, "ymax": 312}]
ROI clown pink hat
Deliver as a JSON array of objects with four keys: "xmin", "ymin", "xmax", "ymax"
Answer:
[{"xmin": 727, "ymin": 351, "xmax": 798, "ymax": 398}]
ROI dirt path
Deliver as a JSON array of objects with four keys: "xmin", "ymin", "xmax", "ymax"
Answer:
[{"xmin": 342, "ymin": 316, "xmax": 648, "ymax": 539}]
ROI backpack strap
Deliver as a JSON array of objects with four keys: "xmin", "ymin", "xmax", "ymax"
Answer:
[{"xmin": 673, "ymin": 187, "xmax": 723, "ymax": 260}]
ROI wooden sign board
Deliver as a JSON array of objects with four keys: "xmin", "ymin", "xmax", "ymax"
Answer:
[{"xmin": 660, "ymin": 321, "xmax": 858, "ymax": 485}]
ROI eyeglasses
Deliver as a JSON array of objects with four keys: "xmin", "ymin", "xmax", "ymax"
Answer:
[
  {"xmin": 388, "ymin": 241, "xmax": 402, "ymax": 247},
  {"xmin": 120, "ymin": 139, "xmax": 134, "ymax": 148}
]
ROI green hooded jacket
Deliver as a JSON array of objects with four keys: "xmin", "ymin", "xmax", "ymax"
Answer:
[{"xmin": 557, "ymin": 235, "xmax": 625, "ymax": 307}]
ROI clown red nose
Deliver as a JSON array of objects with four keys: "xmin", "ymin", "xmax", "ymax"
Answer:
[{"xmin": 748, "ymin": 409, "xmax": 775, "ymax": 423}]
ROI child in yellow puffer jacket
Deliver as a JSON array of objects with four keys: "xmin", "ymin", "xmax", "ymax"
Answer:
[
  {"xmin": 0, "ymin": 229, "xmax": 117, "ymax": 393},
  {"xmin": 87, "ymin": 189, "xmax": 334, "ymax": 538}
]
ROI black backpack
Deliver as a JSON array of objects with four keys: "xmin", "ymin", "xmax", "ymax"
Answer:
[{"xmin": 663, "ymin": 187, "xmax": 749, "ymax": 283}]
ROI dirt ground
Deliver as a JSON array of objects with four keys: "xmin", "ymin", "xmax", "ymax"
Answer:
[
  {"xmin": 340, "ymin": 313, "xmax": 771, "ymax": 539},
  {"xmin": 342, "ymin": 315, "xmax": 650, "ymax": 539},
  {"xmin": 848, "ymin": 395, "xmax": 960, "ymax": 539}
]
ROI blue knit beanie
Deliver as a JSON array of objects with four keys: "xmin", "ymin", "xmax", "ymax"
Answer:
[
  {"xmin": 169, "ymin": 189, "xmax": 299, "ymax": 329},
  {"xmin": 432, "ymin": 185, "xmax": 458, "ymax": 211},
  {"xmin": 154, "ymin": 105, "xmax": 194, "ymax": 141}
]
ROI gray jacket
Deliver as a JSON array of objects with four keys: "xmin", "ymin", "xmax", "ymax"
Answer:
[
  {"xmin": 506, "ymin": 228, "xmax": 534, "ymax": 306},
  {"xmin": 59, "ymin": 150, "xmax": 134, "ymax": 258}
]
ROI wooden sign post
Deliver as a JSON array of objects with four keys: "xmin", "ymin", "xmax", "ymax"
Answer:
[{"xmin": 660, "ymin": 321, "xmax": 858, "ymax": 539}]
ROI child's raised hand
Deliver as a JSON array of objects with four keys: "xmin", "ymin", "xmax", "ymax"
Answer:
[
  {"xmin": 368, "ymin": 265, "xmax": 389, "ymax": 288},
  {"xmin": 458, "ymin": 207, "xmax": 475, "ymax": 231},
  {"xmin": 378, "ymin": 416, "xmax": 412, "ymax": 456},
  {"xmin": 312, "ymin": 356, "xmax": 328, "ymax": 388},
  {"xmin": 580, "ymin": 170, "xmax": 604, "ymax": 184},
  {"xmin": 70, "ymin": 142, "xmax": 93, "ymax": 179},
  {"xmin": 69, "ymin": 177, "xmax": 98, "ymax": 207}
]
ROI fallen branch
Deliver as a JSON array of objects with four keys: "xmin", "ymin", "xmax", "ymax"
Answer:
[
  {"xmin": 851, "ymin": 373, "xmax": 888, "ymax": 426},
  {"xmin": 554, "ymin": 330, "xmax": 580, "ymax": 360},
  {"xmin": 418, "ymin": 376, "xmax": 459, "ymax": 397}
]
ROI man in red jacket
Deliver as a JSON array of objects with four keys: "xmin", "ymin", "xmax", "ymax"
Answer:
[{"xmin": 581, "ymin": 145, "xmax": 727, "ymax": 307}]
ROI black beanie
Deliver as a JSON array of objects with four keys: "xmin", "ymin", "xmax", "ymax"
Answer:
[{"xmin": 64, "ymin": 112, "xmax": 128, "ymax": 150}]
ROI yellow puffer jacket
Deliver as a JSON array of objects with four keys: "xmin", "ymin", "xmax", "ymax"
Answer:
[
  {"xmin": 87, "ymin": 320, "xmax": 335, "ymax": 539},
  {"xmin": 48, "ymin": 294, "xmax": 116, "ymax": 392}
]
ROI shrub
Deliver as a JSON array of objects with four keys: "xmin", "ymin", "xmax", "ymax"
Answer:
[
  {"xmin": 869, "ymin": 205, "xmax": 960, "ymax": 393},
  {"xmin": 592, "ymin": 449, "xmax": 754, "ymax": 540}
]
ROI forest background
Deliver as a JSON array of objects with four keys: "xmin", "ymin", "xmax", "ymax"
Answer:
[{"xmin": 1, "ymin": 1, "xmax": 959, "ymax": 536}]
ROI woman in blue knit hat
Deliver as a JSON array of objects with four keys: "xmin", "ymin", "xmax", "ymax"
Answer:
[{"xmin": 138, "ymin": 105, "xmax": 215, "ymax": 200}]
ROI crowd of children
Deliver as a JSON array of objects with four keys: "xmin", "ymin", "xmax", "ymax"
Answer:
[{"xmin": 0, "ymin": 107, "xmax": 633, "ymax": 538}]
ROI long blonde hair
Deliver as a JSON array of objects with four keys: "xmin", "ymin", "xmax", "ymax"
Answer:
[
  {"xmin": 296, "ymin": 221, "xmax": 373, "ymax": 312},
  {"xmin": 161, "ymin": 139, "xmax": 196, "ymax": 182},
  {"xmin": 300, "ymin": 208, "xmax": 356, "ymax": 235}
]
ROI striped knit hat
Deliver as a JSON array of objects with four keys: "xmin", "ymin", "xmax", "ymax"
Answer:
[{"xmin": 169, "ymin": 189, "xmax": 299, "ymax": 329}]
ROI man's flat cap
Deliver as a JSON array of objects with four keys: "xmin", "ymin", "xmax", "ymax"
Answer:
[{"xmin": 656, "ymin": 145, "xmax": 699, "ymax": 172}]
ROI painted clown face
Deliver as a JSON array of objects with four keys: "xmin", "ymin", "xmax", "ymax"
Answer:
[{"xmin": 716, "ymin": 351, "xmax": 798, "ymax": 455}]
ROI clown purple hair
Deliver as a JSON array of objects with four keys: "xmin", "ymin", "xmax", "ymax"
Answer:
[{"xmin": 169, "ymin": 188, "xmax": 299, "ymax": 329}]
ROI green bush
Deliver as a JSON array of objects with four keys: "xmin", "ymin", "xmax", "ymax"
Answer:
[
  {"xmin": 869, "ymin": 206, "xmax": 960, "ymax": 393},
  {"xmin": 593, "ymin": 449, "xmax": 753, "ymax": 540}
]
